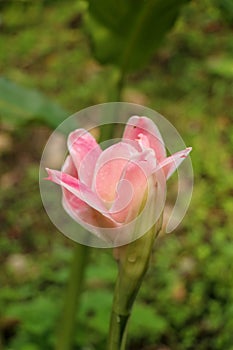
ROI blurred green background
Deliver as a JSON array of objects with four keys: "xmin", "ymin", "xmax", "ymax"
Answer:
[{"xmin": 0, "ymin": 0, "xmax": 233, "ymax": 349}]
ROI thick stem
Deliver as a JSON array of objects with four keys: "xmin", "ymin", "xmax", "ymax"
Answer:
[
  {"xmin": 107, "ymin": 217, "xmax": 163, "ymax": 350},
  {"xmin": 107, "ymin": 311, "xmax": 129, "ymax": 350},
  {"xmin": 56, "ymin": 242, "xmax": 89, "ymax": 350}
]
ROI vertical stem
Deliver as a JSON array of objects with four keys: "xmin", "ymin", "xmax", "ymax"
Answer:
[
  {"xmin": 99, "ymin": 69, "xmax": 126, "ymax": 142},
  {"xmin": 108, "ymin": 69, "xmax": 125, "ymax": 102},
  {"xmin": 0, "ymin": 330, "xmax": 3, "ymax": 350},
  {"xmin": 56, "ymin": 242, "xmax": 89, "ymax": 350},
  {"xmin": 115, "ymin": 70, "xmax": 126, "ymax": 102},
  {"xmin": 107, "ymin": 311, "xmax": 129, "ymax": 350},
  {"xmin": 107, "ymin": 216, "xmax": 163, "ymax": 350}
]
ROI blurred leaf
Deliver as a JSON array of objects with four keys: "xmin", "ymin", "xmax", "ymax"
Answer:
[
  {"xmin": 86, "ymin": 251, "xmax": 116, "ymax": 283},
  {"xmin": 0, "ymin": 78, "xmax": 69, "ymax": 128},
  {"xmin": 130, "ymin": 302, "xmax": 168, "ymax": 340},
  {"xmin": 6, "ymin": 296, "xmax": 58, "ymax": 350},
  {"xmin": 214, "ymin": 0, "xmax": 233, "ymax": 24},
  {"xmin": 206, "ymin": 56, "xmax": 233, "ymax": 79},
  {"xmin": 80, "ymin": 290, "xmax": 112, "ymax": 335},
  {"xmin": 78, "ymin": 289, "xmax": 167, "ymax": 343},
  {"xmin": 85, "ymin": 0, "xmax": 190, "ymax": 73}
]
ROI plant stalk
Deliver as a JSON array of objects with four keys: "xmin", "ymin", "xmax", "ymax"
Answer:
[
  {"xmin": 0, "ymin": 330, "xmax": 3, "ymax": 350},
  {"xmin": 56, "ymin": 242, "xmax": 89, "ymax": 350},
  {"xmin": 107, "ymin": 216, "xmax": 162, "ymax": 350},
  {"xmin": 99, "ymin": 68, "xmax": 126, "ymax": 142}
]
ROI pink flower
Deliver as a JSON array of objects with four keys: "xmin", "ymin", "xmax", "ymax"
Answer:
[{"xmin": 46, "ymin": 116, "xmax": 191, "ymax": 243}]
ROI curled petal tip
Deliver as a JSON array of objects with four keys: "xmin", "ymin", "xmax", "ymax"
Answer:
[
  {"xmin": 44, "ymin": 167, "xmax": 52, "ymax": 180},
  {"xmin": 185, "ymin": 147, "xmax": 192, "ymax": 156},
  {"xmin": 179, "ymin": 147, "xmax": 192, "ymax": 158}
]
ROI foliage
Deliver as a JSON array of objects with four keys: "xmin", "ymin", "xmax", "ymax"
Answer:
[
  {"xmin": 0, "ymin": 0, "xmax": 233, "ymax": 349},
  {"xmin": 206, "ymin": 56, "xmax": 233, "ymax": 79},
  {"xmin": 85, "ymin": 0, "xmax": 190, "ymax": 73},
  {"xmin": 214, "ymin": 0, "xmax": 233, "ymax": 24},
  {"xmin": 0, "ymin": 78, "xmax": 69, "ymax": 128}
]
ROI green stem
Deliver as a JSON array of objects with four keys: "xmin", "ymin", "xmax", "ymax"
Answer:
[
  {"xmin": 115, "ymin": 70, "xmax": 126, "ymax": 102},
  {"xmin": 108, "ymin": 68, "xmax": 125, "ymax": 102},
  {"xmin": 107, "ymin": 217, "xmax": 163, "ymax": 350},
  {"xmin": 107, "ymin": 311, "xmax": 129, "ymax": 350},
  {"xmin": 56, "ymin": 242, "xmax": 89, "ymax": 350},
  {"xmin": 99, "ymin": 68, "xmax": 126, "ymax": 143},
  {"xmin": 0, "ymin": 331, "xmax": 3, "ymax": 350}
]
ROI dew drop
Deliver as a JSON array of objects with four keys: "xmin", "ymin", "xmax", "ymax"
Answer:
[{"xmin": 128, "ymin": 256, "xmax": 136, "ymax": 263}]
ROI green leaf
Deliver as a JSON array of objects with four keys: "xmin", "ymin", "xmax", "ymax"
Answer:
[
  {"xmin": 0, "ymin": 78, "xmax": 69, "ymax": 128},
  {"xmin": 206, "ymin": 56, "xmax": 233, "ymax": 79},
  {"xmin": 85, "ymin": 0, "xmax": 190, "ymax": 73},
  {"xmin": 130, "ymin": 302, "xmax": 168, "ymax": 339}
]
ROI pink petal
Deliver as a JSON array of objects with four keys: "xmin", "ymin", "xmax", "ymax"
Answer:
[
  {"xmin": 61, "ymin": 155, "xmax": 89, "ymax": 220},
  {"xmin": 157, "ymin": 147, "xmax": 192, "ymax": 179},
  {"xmin": 60, "ymin": 159, "xmax": 119, "ymax": 232},
  {"xmin": 108, "ymin": 178, "xmax": 134, "ymax": 221},
  {"xmin": 67, "ymin": 129, "xmax": 102, "ymax": 186},
  {"xmin": 46, "ymin": 160, "xmax": 98, "ymax": 228},
  {"xmin": 62, "ymin": 195, "xmax": 118, "ymax": 233},
  {"xmin": 45, "ymin": 168, "xmax": 117, "ymax": 226},
  {"xmin": 62, "ymin": 155, "xmax": 78, "ymax": 177},
  {"xmin": 109, "ymin": 159, "xmax": 150, "ymax": 223},
  {"xmin": 123, "ymin": 116, "xmax": 166, "ymax": 161},
  {"xmin": 92, "ymin": 141, "xmax": 138, "ymax": 203}
]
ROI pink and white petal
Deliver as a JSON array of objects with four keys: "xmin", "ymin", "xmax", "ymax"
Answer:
[
  {"xmin": 45, "ymin": 168, "xmax": 116, "ymax": 224},
  {"xmin": 62, "ymin": 155, "xmax": 77, "ymax": 177},
  {"xmin": 58, "ymin": 159, "xmax": 121, "ymax": 240},
  {"xmin": 62, "ymin": 194, "xmax": 118, "ymax": 232},
  {"xmin": 67, "ymin": 128, "xmax": 102, "ymax": 186},
  {"xmin": 108, "ymin": 178, "xmax": 134, "ymax": 222},
  {"xmin": 156, "ymin": 147, "xmax": 192, "ymax": 179},
  {"xmin": 60, "ymin": 159, "xmax": 120, "ymax": 231},
  {"xmin": 123, "ymin": 116, "xmax": 166, "ymax": 161},
  {"xmin": 109, "ymin": 160, "xmax": 149, "ymax": 223},
  {"xmin": 92, "ymin": 141, "xmax": 138, "ymax": 203},
  {"xmin": 60, "ymin": 156, "xmax": 93, "ymax": 223},
  {"xmin": 61, "ymin": 155, "xmax": 87, "ymax": 221},
  {"xmin": 62, "ymin": 184, "xmax": 90, "ymax": 223}
]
